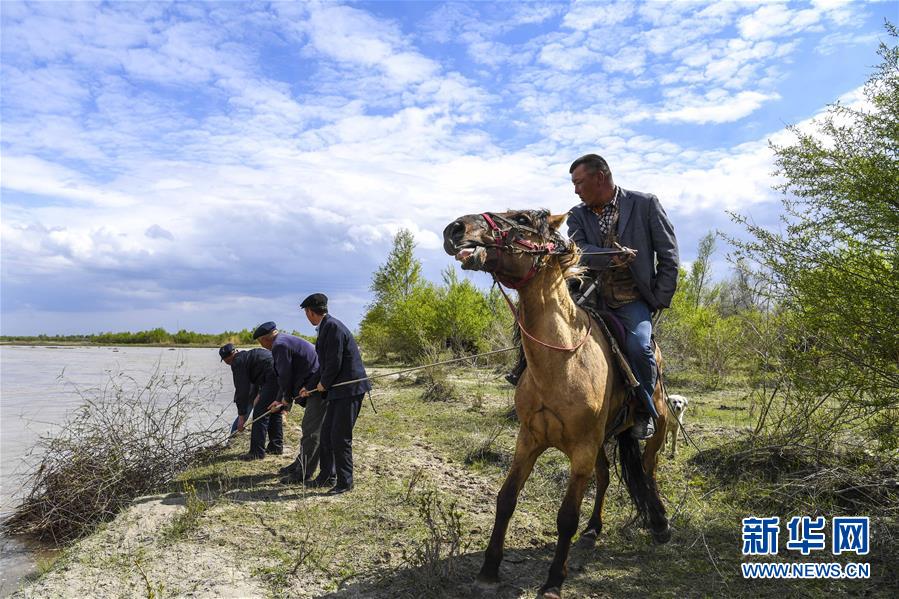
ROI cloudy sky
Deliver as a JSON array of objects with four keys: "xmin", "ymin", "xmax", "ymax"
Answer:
[{"xmin": 0, "ymin": 0, "xmax": 893, "ymax": 336}]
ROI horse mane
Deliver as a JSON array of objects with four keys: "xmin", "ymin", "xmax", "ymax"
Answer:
[{"xmin": 557, "ymin": 243, "xmax": 584, "ymax": 280}]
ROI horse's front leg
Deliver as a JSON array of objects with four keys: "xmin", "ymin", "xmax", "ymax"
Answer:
[
  {"xmin": 478, "ymin": 431, "xmax": 544, "ymax": 584},
  {"xmin": 580, "ymin": 446, "xmax": 610, "ymax": 543},
  {"xmin": 540, "ymin": 448, "xmax": 596, "ymax": 598}
]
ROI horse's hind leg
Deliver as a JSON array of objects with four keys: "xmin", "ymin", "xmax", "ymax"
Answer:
[
  {"xmin": 580, "ymin": 447, "xmax": 610, "ymax": 543},
  {"xmin": 642, "ymin": 415, "xmax": 665, "ymax": 478},
  {"xmin": 643, "ymin": 385, "xmax": 668, "ymax": 477},
  {"xmin": 478, "ymin": 432, "xmax": 544, "ymax": 584},
  {"xmin": 540, "ymin": 448, "xmax": 596, "ymax": 598}
]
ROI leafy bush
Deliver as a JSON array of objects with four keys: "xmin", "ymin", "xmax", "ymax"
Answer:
[
  {"xmin": 359, "ymin": 229, "xmax": 514, "ymax": 363},
  {"xmin": 726, "ymin": 26, "xmax": 899, "ymax": 447}
]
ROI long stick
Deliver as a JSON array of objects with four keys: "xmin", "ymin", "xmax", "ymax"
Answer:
[
  {"xmin": 225, "ymin": 406, "xmax": 278, "ymax": 441},
  {"xmin": 290, "ymin": 345, "xmax": 516, "ymax": 402}
]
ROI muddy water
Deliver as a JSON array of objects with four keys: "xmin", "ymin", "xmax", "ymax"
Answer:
[{"xmin": 0, "ymin": 346, "xmax": 234, "ymax": 597}]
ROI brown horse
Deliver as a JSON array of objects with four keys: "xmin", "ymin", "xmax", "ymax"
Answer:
[{"xmin": 443, "ymin": 209, "xmax": 670, "ymax": 598}]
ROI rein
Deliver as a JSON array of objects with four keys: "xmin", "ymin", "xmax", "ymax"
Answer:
[{"xmin": 493, "ymin": 278, "xmax": 593, "ymax": 352}]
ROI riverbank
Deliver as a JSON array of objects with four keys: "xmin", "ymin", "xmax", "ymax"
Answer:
[{"xmin": 11, "ymin": 370, "xmax": 897, "ymax": 598}]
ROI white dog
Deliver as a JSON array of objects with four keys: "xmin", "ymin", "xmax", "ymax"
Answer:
[{"xmin": 666, "ymin": 394, "xmax": 689, "ymax": 457}]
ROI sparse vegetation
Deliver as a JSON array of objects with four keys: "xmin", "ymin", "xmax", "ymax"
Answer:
[
  {"xmin": 463, "ymin": 426, "xmax": 508, "ymax": 466},
  {"xmin": 11, "ymin": 367, "xmax": 898, "ymax": 597},
  {"xmin": 160, "ymin": 483, "xmax": 211, "ymax": 543}
]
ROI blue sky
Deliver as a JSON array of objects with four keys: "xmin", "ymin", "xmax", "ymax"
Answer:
[{"xmin": 0, "ymin": 0, "xmax": 894, "ymax": 336}]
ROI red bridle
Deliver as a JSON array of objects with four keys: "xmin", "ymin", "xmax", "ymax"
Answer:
[
  {"xmin": 479, "ymin": 212, "xmax": 592, "ymax": 353},
  {"xmin": 480, "ymin": 212, "xmax": 557, "ymax": 289}
]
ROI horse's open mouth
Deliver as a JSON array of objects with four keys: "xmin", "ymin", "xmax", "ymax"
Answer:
[
  {"xmin": 454, "ymin": 246, "xmax": 486, "ymax": 270},
  {"xmin": 455, "ymin": 248, "xmax": 475, "ymax": 262}
]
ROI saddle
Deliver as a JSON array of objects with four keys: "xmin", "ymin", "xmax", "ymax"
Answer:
[{"xmin": 568, "ymin": 278, "xmax": 640, "ymax": 389}]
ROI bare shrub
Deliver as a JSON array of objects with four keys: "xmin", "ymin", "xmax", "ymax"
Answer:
[
  {"xmin": 417, "ymin": 344, "xmax": 463, "ymax": 403},
  {"xmin": 4, "ymin": 367, "xmax": 227, "ymax": 544},
  {"xmin": 401, "ymin": 489, "xmax": 470, "ymax": 589},
  {"xmin": 693, "ymin": 441, "xmax": 899, "ymax": 517},
  {"xmin": 404, "ymin": 467, "xmax": 426, "ymax": 504}
]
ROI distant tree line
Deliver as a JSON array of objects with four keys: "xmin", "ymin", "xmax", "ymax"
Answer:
[{"xmin": 1, "ymin": 328, "xmax": 315, "ymax": 345}]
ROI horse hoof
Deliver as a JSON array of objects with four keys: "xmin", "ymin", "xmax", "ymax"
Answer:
[
  {"xmin": 651, "ymin": 523, "xmax": 672, "ymax": 544},
  {"xmin": 475, "ymin": 572, "xmax": 500, "ymax": 586},
  {"xmin": 577, "ymin": 527, "xmax": 599, "ymax": 548},
  {"xmin": 539, "ymin": 587, "xmax": 562, "ymax": 599}
]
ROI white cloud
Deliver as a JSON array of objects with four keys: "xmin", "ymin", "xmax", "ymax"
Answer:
[
  {"xmin": 562, "ymin": 0, "xmax": 635, "ymax": 30},
  {"xmin": 303, "ymin": 3, "xmax": 438, "ymax": 85},
  {"xmin": 653, "ymin": 90, "xmax": 781, "ymax": 124},
  {"xmin": 0, "ymin": 0, "xmax": 886, "ymax": 334},
  {"xmin": 1, "ymin": 155, "xmax": 139, "ymax": 208}
]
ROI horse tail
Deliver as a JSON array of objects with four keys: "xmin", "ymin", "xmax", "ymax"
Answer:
[{"xmin": 617, "ymin": 432, "xmax": 670, "ymax": 542}]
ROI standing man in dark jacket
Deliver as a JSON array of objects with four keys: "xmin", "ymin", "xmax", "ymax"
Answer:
[
  {"xmin": 252, "ymin": 322, "xmax": 324, "ymax": 483},
  {"xmin": 298, "ymin": 293, "xmax": 371, "ymax": 495},
  {"xmin": 219, "ymin": 343, "xmax": 283, "ymax": 460},
  {"xmin": 567, "ymin": 153, "xmax": 679, "ymax": 440}
]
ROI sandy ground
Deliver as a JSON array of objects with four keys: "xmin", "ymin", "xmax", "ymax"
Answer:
[{"xmin": 13, "ymin": 495, "xmax": 266, "ymax": 599}]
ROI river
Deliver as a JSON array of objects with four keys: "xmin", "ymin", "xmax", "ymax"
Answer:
[{"xmin": 0, "ymin": 345, "xmax": 235, "ymax": 597}]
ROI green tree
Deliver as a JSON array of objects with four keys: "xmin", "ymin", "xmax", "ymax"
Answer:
[
  {"xmin": 359, "ymin": 229, "xmax": 428, "ymax": 360},
  {"xmin": 436, "ymin": 266, "xmax": 494, "ymax": 355},
  {"xmin": 371, "ymin": 229, "xmax": 422, "ymax": 306},
  {"xmin": 683, "ymin": 232, "xmax": 719, "ymax": 309},
  {"xmin": 727, "ymin": 26, "xmax": 899, "ymax": 448}
]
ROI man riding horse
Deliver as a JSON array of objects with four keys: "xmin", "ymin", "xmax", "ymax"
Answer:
[
  {"xmin": 444, "ymin": 200, "xmax": 674, "ymax": 598},
  {"xmin": 567, "ymin": 153, "xmax": 679, "ymax": 438}
]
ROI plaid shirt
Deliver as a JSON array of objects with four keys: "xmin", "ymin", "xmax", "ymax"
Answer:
[{"xmin": 590, "ymin": 186, "xmax": 621, "ymax": 243}]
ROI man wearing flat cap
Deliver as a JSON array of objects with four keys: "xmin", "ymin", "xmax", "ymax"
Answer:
[
  {"xmin": 252, "ymin": 321, "xmax": 324, "ymax": 483},
  {"xmin": 219, "ymin": 342, "xmax": 283, "ymax": 459},
  {"xmin": 298, "ymin": 293, "xmax": 371, "ymax": 495}
]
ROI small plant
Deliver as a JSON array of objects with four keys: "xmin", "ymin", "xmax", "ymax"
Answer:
[
  {"xmin": 404, "ymin": 467, "xmax": 426, "ymax": 504},
  {"xmin": 161, "ymin": 483, "xmax": 210, "ymax": 543},
  {"xmin": 134, "ymin": 557, "xmax": 165, "ymax": 599},
  {"xmin": 254, "ymin": 505, "xmax": 328, "ymax": 593},
  {"xmin": 401, "ymin": 489, "xmax": 470, "ymax": 589},
  {"xmin": 417, "ymin": 344, "xmax": 464, "ymax": 403}
]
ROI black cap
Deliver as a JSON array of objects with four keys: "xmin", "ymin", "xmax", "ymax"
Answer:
[
  {"xmin": 218, "ymin": 343, "xmax": 236, "ymax": 361},
  {"xmin": 252, "ymin": 321, "xmax": 277, "ymax": 339},
  {"xmin": 300, "ymin": 293, "xmax": 328, "ymax": 310}
]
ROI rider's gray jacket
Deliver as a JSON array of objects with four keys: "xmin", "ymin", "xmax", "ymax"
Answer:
[{"xmin": 567, "ymin": 188, "xmax": 679, "ymax": 311}]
